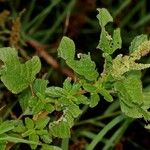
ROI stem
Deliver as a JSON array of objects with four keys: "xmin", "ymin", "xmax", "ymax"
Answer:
[{"xmin": 61, "ymin": 138, "xmax": 69, "ymax": 150}]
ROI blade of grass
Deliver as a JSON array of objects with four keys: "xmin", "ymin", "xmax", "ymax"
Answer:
[
  {"xmin": 24, "ymin": 0, "xmax": 61, "ymax": 31},
  {"xmin": 104, "ymin": 100, "xmax": 120, "ymax": 114},
  {"xmin": 102, "ymin": 118, "xmax": 133, "ymax": 150},
  {"xmin": 75, "ymin": 111, "xmax": 121, "ymax": 126},
  {"xmin": 120, "ymin": 1, "xmax": 143, "ymax": 27},
  {"xmin": 41, "ymin": 0, "xmax": 76, "ymax": 43},
  {"xmin": 79, "ymin": 131, "xmax": 97, "ymax": 139},
  {"xmin": 133, "ymin": 14, "xmax": 150, "ymax": 28},
  {"xmin": 113, "ymin": 0, "xmax": 131, "ymax": 17},
  {"xmin": 23, "ymin": 0, "xmax": 36, "ymax": 26},
  {"xmin": 86, "ymin": 115, "xmax": 124, "ymax": 150}
]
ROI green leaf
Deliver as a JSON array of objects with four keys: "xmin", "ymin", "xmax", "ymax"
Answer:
[
  {"xmin": 46, "ymin": 87, "xmax": 65, "ymax": 98},
  {"xmin": 114, "ymin": 74, "xmax": 150, "ymax": 119},
  {"xmin": 45, "ymin": 104, "xmax": 55, "ymax": 113},
  {"xmin": 13, "ymin": 120, "xmax": 26, "ymax": 133},
  {"xmin": 22, "ymin": 129, "xmax": 35, "ymax": 137},
  {"xmin": 68, "ymin": 104, "xmax": 82, "ymax": 118},
  {"xmin": 32, "ymin": 99, "xmax": 45, "ymax": 114},
  {"xmin": 83, "ymin": 83, "xmax": 97, "ymax": 93},
  {"xmin": 63, "ymin": 78, "xmax": 72, "ymax": 91},
  {"xmin": 98, "ymin": 28, "xmax": 121, "ymax": 54},
  {"xmin": 0, "ymin": 121, "xmax": 14, "ymax": 135},
  {"xmin": 129, "ymin": 34, "xmax": 148, "ymax": 53},
  {"xmin": 58, "ymin": 36, "xmax": 75, "ymax": 60},
  {"xmin": 119, "ymin": 100, "xmax": 146, "ymax": 118},
  {"xmin": 35, "ymin": 117, "xmax": 50, "ymax": 129},
  {"xmin": 25, "ymin": 118, "xmax": 34, "ymax": 129},
  {"xmin": 49, "ymin": 121, "xmax": 70, "ymax": 138},
  {"xmin": 67, "ymin": 54, "xmax": 98, "ymax": 81},
  {"xmin": 33, "ymin": 79, "xmax": 48, "ymax": 96},
  {"xmin": 42, "ymin": 144, "xmax": 62, "ymax": 150},
  {"xmin": 64, "ymin": 111, "xmax": 74, "ymax": 127},
  {"xmin": 98, "ymin": 87, "xmax": 113, "ymax": 102},
  {"xmin": 75, "ymin": 95, "xmax": 89, "ymax": 105},
  {"xmin": 0, "ymin": 47, "xmax": 41, "ymax": 94},
  {"xmin": 19, "ymin": 88, "xmax": 32, "ymax": 112},
  {"xmin": 36, "ymin": 129, "xmax": 47, "ymax": 135},
  {"xmin": 97, "ymin": 9, "xmax": 122, "ymax": 54},
  {"xmin": 40, "ymin": 134, "xmax": 52, "ymax": 144},
  {"xmin": 70, "ymin": 82, "xmax": 81, "ymax": 95},
  {"xmin": 90, "ymin": 93, "xmax": 100, "ymax": 108},
  {"xmin": 29, "ymin": 133, "xmax": 39, "ymax": 149},
  {"xmin": 115, "ymin": 75, "xmax": 143, "ymax": 105},
  {"xmin": 58, "ymin": 97, "xmax": 74, "ymax": 106},
  {"xmin": 145, "ymin": 124, "xmax": 150, "ymax": 129},
  {"xmin": 97, "ymin": 8, "xmax": 113, "ymax": 27}
]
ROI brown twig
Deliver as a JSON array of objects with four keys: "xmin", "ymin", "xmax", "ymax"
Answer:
[{"xmin": 27, "ymin": 39, "xmax": 76, "ymax": 80}]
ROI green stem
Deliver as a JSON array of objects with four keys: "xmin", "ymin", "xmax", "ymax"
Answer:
[{"xmin": 61, "ymin": 138, "xmax": 69, "ymax": 150}]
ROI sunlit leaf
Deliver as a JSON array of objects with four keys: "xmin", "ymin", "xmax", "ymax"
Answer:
[
  {"xmin": 58, "ymin": 36, "xmax": 75, "ymax": 60},
  {"xmin": 0, "ymin": 47, "xmax": 41, "ymax": 93}
]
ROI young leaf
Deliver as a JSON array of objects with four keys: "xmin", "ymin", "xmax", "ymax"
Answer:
[
  {"xmin": 0, "ymin": 47, "xmax": 41, "ymax": 94},
  {"xmin": 98, "ymin": 87, "xmax": 113, "ymax": 102},
  {"xmin": 40, "ymin": 134, "xmax": 52, "ymax": 144},
  {"xmin": 25, "ymin": 118, "xmax": 34, "ymax": 129},
  {"xmin": 70, "ymin": 82, "xmax": 81, "ymax": 95},
  {"xmin": 83, "ymin": 83, "xmax": 97, "ymax": 93},
  {"xmin": 129, "ymin": 34, "xmax": 148, "ymax": 53},
  {"xmin": 32, "ymin": 99, "xmax": 45, "ymax": 114},
  {"xmin": 13, "ymin": 120, "xmax": 26, "ymax": 133},
  {"xmin": 64, "ymin": 111, "xmax": 74, "ymax": 127},
  {"xmin": 90, "ymin": 93, "xmax": 100, "ymax": 108},
  {"xmin": 35, "ymin": 117, "xmax": 50, "ymax": 129},
  {"xmin": 45, "ymin": 104, "xmax": 55, "ymax": 113},
  {"xmin": 29, "ymin": 133, "xmax": 39, "ymax": 149},
  {"xmin": 75, "ymin": 95, "xmax": 89, "ymax": 105},
  {"xmin": 68, "ymin": 104, "xmax": 82, "ymax": 118},
  {"xmin": 19, "ymin": 88, "xmax": 32, "ymax": 112},
  {"xmin": 33, "ymin": 79, "xmax": 48, "ymax": 96},
  {"xmin": 46, "ymin": 87, "xmax": 65, "ymax": 98},
  {"xmin": 63, "ymin": 78, "xmax": 72, "ymax": 91},
  {"xmin": 57, "ymin": 36, "xmax": 75, "ymax": 60},
  {"xmin": 49, "ymin": 121, "xmax": 70, "ymax": 138},
  {"xmin": 97, "ymin": 8, "xmax": 113, "ymax": 27},
  {"xmin": 96, "ymin": 9, "xmax": 122, "ymax": 54}
]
